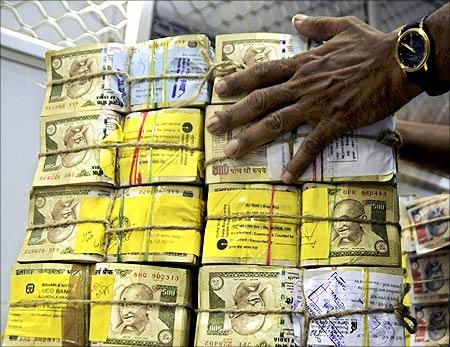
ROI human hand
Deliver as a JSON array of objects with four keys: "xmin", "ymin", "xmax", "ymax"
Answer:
[{"xmin": 207, "ymin": 14, "xmax": 422, "ymax": 183}]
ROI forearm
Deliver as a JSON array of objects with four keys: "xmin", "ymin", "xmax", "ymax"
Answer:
[
  {"xmin": 397, "ymin": 120, "xmax": 450, "ymax": 172},
  {"xmin": 426, "ymin": 3, "xmax": 450, "ymax": 82}
]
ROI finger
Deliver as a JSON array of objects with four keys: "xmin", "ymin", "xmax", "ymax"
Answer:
[
  {"xmin": 215, "ymin": 58, "xmax": 296, "ymax": 97},
  {"xmin": 207, "ymin": 82, "xmax": 297, "ymax": 134},
  {"xmin": 281, "ymin": 118, "xmax": 346, "ymax": 183},
  {"xmin": 222, "ymin": 105, "xmax": 304, "ymax": 157},
  {"xmin": 292, "ymin": 13, "xmax": 358, "ymax": 41}
]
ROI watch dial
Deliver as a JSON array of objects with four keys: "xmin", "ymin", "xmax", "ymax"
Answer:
[{"xmin": 398, "ymin": 31, "xmax": 427, "ymax": 69}]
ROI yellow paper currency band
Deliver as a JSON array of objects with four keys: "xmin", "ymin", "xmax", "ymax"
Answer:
[{"xmin": 4, "ymin": 273, "xmax": 79, "ymax": 340}]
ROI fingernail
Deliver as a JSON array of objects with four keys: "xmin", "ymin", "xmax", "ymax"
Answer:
[
  {"xmin": 215, "ymin": 80, "xmax": 227, "ymax": 95},
  {"xmin": 281, "ymin": 171, "xmax": 294, "ymax": 184},
  {"xmin": 292, "ymin": 14, "xmax": 307, "ymax": 24},
  {"xmin": 224, "ymin": 139, "xmax": 239, "ymax": 156},
  {"xmin": 206, "ymin": 116, "xmax": 220, "ymax": 133}
]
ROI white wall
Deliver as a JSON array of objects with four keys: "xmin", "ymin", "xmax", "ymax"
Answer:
[{"xmin": 0, "ymin": 56, "xmax": 45, "ymax": 332}]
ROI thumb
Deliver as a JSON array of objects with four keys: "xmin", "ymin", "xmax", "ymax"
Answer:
[{"xmin": 292, "ymin": 14, "xmax": 350, "ymax": 41}]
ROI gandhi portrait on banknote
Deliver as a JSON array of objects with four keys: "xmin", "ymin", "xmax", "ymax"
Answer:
[
  {"xmin": 113, "ymin": 283, "xmax": 170, "ymax": 338},
  {"xmin": 242, "ymin": 46, "xmax": 277, "ymax": 66},
  {"xmin": 428, "ymin": 309, "xmax": 448, "ymax": 341},
  {"xmin": 66, "ymin": 58, "xmax": 96, "ymax": 99},
  {"xmin": 331, "ymin": 199, "xmax": 385, "ymax": 250},
  {"xmin": 423, "ymin": 260, "xmax": 445, "ymax": 291},
  {"xmin": 47, "ymin": 198, "xmax": 79, "ymax": 243},
  {"xmin": 228, "ymin": 282, "xmax": 274, "ymax": 335},
  {"xmin": 60, "ymin": 124, "xmax": 94, "ymax": 168}
]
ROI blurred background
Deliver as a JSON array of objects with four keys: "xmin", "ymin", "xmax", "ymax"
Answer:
[{"xmin": 1, "ymin": 0, "xmax": 448, "ymax": 331}]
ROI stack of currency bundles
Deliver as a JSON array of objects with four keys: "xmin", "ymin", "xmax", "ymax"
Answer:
[
  {"xmin": 300, "ymin": 183, "xmax": 401, "ymax": 267},
  {"xmin": 130, "ymin": 34, "xmax": 213, "ymax": 110},
  {"xmin": 202, "ymin": 184, "xmax": 301, "ymax": 266},
  {"xmin": 205, "ymin": 105, "xmax": 290, "ymax": 183},
  {"xmin": 33, "ymin": 110, "xmax": 123, "ymax": 187},
  {"xmin": 106, "ymin": 185, "xmax": 204, "ymax": 265},
  {"xmin": 195, "ymin": 265, "xmax": 405, "ymax": 346},
  {"xmin": 3, "ymin": 263, "xmax": 90, "ymax": 346},
  {"xmin": 118, "ymin": 108, "xmax": 204, "ymax": 186},
  {"xmin": 41, "ymin": 43, "xmax": 129, "ymax": 116},
  {"xmin": 401, "ymin": 194, "xmax": 450, "ymax": 346},
  {"xmin": 89, "ymin": 263, "xmax": 192, "ymax": 346},
  {"xmin": 18, "ymin": 186, "xmax": 114, "ymax": 263},
  {"xmin": 211, "ymin": 33, "xmax": 306, "ymax": 104}
]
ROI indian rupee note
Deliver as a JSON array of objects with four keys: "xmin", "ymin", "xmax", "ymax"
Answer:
[
  {"xmin": 89, "ymin": 262, "xmax": 191, "ymax": 347},
  {"xmin": 303, "ymin": 266, "xmax": 405, "ymax": 346},
  {"xmin": 205, "ymin": 105, "xmax": 290, "ymax": 183},
  {"xmin": 18, "ymin": 186, "xmax": 114, "ymax": 263},
  {"xmin": 301, "ymin": 183, "xmax": 401, "ymax": 267},
  {"xmin": 202, "ymin": 183, "xmax": 301, "ymax": 267},
  {"xmin": 42, "ymin": 43, "xmax": 129, "ymax": 116},
  {"xmin": 106, "ymin": 185, "xmax": 204, "ymax": 265},
  {"xmin": 2, "ymin": 263, "xmax": 90, "ymax": 346},
  {"xmin": 293, "ymin": 117, "xmax": 397, "ymax": 182},
  {"xmin": 411, "ymin": 304, "xmax": 449, "ymax": 346},
  {"xmin": 118, "ymin": 108, "xmax": 204, "ymax": 186},
  {"xmin": 195, "ymin": 265, "xmax": 303, "ymax": 346},
  {"xmin": 211, "ymin": 33, "xmax": 306, "ymax": 104},
  {"xmin": 129, "ymin": 34, "xmax": 213, "ymax": 111},
  {"xmin": 400, "ymin": 194, "xmax": 419, "ymax": 253},
  {"xmin": 405, "ymin": 193, "xmax": 450, "ymax": 255},
  {"xmin": 406, "ymin": 250, "xmax": 449, "ymax": 304},
  {"xmin": 33, "ymin": 110, "xmax": 123, "ymax": 187}
]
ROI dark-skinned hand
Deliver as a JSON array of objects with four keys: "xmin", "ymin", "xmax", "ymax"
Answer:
[{"xmin": 206, "ymin": 13, "xmax": 423, "ymax": 183}]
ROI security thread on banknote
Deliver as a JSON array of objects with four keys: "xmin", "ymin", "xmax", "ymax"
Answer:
[
  {"xmin": 406, "ymin": 250, "xmax": 449, "ymax": 304},
  {"xmin": 211, "ymin": 33, "xmax": 306, "ymax": 104},
  {"xmin": 293, "ymin": 117, "xmax": 397, "ymax": 183},
  {"xmin": 303, "ymin": 266, "xmax": 405, "ymax": 346},
  {"xmin": 90, "ymin": 263, "xmax": 191, "ymax": 347},
  {"xmin": 300, "ymin": 183, "xmax": 401, "ymax": 267},
  {"xmin": 205, "ymin": 105, "xmax": 290, "ymax": 183},
  {"xmin": 195, "ymin": 265, "xmax": 303, "ymax": 346},
  {"xmin": 411, "ymin": 304, "xmax": 449, "ymax": 346},
  {"xmin": 18, "ymin": 186, "xmax": 114, "ymax": 263},
  {"xmin": 130, "ymin": 34, "xmax": 213, "ymax": 111},
  {"xmin": 42, "ymin": 43, "xmax": 129, "ymax": 116},
  {"xmin": 106, "ymin": 185, "xmax": 204, "ymax": 265},
  {"xmin": 405, "ymin": 193, "xmax": 450, "ymax": 255},
  {"xmin": 2, "ymin": 263, "xmax": 90, "ymax": 347},
  {"xmin": 33, "ymin": 110, "xmax": 123, "ymax": 187},
  {"xmin": 202, "ymin": 183, "xmax": 301, "ymax": 266},
  {"xmin": 118, "ymin": 108, "xmax": 204, "ymax": 186}
]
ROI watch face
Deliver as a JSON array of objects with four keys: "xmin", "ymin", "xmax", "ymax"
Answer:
[{"xmin": 397, "ymin": 28, "xmax": 429, "ymax": 72}]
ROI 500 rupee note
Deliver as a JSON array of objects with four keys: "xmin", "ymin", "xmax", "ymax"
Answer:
[
  {"xmin": 90, "ymin": 263, "xmax": 191, "ymax": 347},
  {"xmin": 211, "ymin": 33, "xmax": 306, "ymax": 104},
  {"xmin": 411, "ymin": 304, "xmax": 449, "ymax": 346},
  {"xmin": 301, "ymin": 183, "xmax": 401, "ymax": 267},
  {"xmin": 18, "ymin": 186, "xmax": 114, "ymax": 263},
  {"xmin": 33, "ymin": 110, "xmax": 123, "ymax": 187},
  {"xmin": 195, "ymin": 265, "xmax": 303, "ymax": 347},
  {"xmin": 42, "ymin": 43, "xmax": 129, "ymax": 116}
]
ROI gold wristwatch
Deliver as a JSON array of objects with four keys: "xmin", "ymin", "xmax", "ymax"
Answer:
[{"xmin": 394, "ymin": 15, "xmax": 449, "ymax": 96}]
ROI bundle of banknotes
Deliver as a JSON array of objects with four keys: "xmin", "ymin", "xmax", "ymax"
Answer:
[
  {"xmin": 205, "ymin": 105, "xmax": 397, "ymax": 183},
  {"xmin": 301, "ymin": 183, "xmax": 401, "ymax": 267},
  {"xmin": 3, "ymin": 263, "xmax": 193, "ymax": 346},
  {"xmin": 196, "ymin": 265, "xmax": 406, "ymax": 346},
  {"xmin": 400, "ymin": 193, "xmax": 449, "ymax": 346},
  {"xmin": 202, "ymin": 183, "xmax": 301, "ymax": 266}
]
